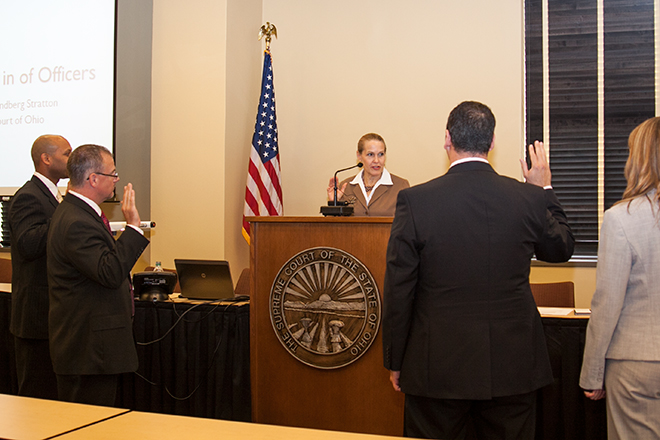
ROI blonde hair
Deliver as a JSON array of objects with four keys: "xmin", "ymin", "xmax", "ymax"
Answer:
[
  {"xmin": 618, "ymin": 117, "xmax": 660, "ymax": 208},
  {"xmin": 357, "ymin": 133, "xmax": 386, "ymax": 153}
]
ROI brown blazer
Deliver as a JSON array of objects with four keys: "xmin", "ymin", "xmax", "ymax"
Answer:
[{"xmin": 339, "ymin": 172, "xmax": 409, "ymax": 216}]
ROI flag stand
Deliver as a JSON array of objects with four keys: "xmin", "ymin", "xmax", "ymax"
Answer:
[{"xmin": 242, "ymin": 23, "xmax": 283, "ymax": 245}]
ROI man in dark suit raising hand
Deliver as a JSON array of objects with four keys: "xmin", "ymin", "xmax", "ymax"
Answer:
[
  {"xmin": 383, "ymin": 101, "xmax": 574, "ymax": 439},
  {"xmin": 47, "ymin": 144, "xmax": 149, "ymax": 406}
]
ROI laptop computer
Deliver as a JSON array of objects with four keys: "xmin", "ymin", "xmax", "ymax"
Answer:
[{"xmin": 174, "ymin": 259, "xmax": 234, "ymax": 300}]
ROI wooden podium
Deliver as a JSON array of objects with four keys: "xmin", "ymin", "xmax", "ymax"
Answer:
[{"xmin": 246, "ymin": 216, "xmax": 404, "ymax": 436}]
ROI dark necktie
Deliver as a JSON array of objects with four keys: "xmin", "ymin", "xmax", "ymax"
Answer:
[{"xmin": 101, "ymin": 212, "xmax": 112, "ymax": 233}]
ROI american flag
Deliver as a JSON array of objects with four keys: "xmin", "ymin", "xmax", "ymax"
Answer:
[{"xmin": 242, "ymin": 49, "xmax": 283, "ymax": 244}]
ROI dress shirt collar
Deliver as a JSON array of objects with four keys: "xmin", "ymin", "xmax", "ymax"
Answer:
[
  {"xmin": 350, "ymin": 168, "xmax": 393, "ymax": 204},
  {"xmin": 447, "ymin": 158, "xmax": 552, "ymax": 190},
  {"xmin": 67, "ymin": 190, "xmax": 102, "ymax": 217},
  {"xmin": 33, "ymin": 172, "xmax": 62, "ymax": 202},
  {"xmin": 449, "ymin": 157, "xmax": 490, "ymax": 168},
  {"xmin": 66, "ymin": 190, "xmax": 143, "ymax": 236},
  {"xmin": 350, "ymin": 167, "xmax": 393, "ymax": 186}
]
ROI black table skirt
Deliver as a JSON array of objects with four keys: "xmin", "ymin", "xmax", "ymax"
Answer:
[
  {"xmin": 0, "ymin": 293, "xmax": 251, "ymax": 422},
  {"xmin": 0, "ymin": 292, "xmax": 17, "ymax": 395},
  {"xmin": 0, "ymin": 292, "xmax": 605, "ymax": 437},
  {"xmin": 118, "ymin": 299, "xmax": 251, "ymax": 421},
  {"xmin": 538, "ymin": 317, "xmax": 606, "ymax": 440}
]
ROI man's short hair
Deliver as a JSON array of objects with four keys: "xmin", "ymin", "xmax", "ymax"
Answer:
[
  {"xmin": 67, "ymin": 144, "xmax": 112, "ymax": 187},
  {"xmin": 446, "ymin": 101, "xmax": 496, "ymax": 155}
]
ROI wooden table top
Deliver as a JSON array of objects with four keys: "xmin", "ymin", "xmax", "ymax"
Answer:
[
  {"xmin": 538, "ymin": 306, "xmax": 590, "ymax": 319},
  {"xmin": 0, "ymin": 394, "xmax": 128, "ymax": 440},
  {"xmin": 57, "ymin": 411, "xmax": 404, "ymax": 440}
]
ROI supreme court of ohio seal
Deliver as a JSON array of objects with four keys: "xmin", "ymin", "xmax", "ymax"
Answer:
[{"xmin": 269, "ymin": 247, "xmax": 381, "ymax": 369}]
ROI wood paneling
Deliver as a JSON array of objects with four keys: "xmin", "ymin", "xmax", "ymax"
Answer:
[{"xmin": 247, "ymin": 217, "xmax": 404, "ymax": 436}]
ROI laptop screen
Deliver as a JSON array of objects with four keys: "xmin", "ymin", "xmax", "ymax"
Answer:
[{"xmin": 174, "ymin": 259, "xmax": 234, "ymax": 300}]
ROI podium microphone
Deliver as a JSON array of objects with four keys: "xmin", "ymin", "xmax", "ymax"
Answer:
[{"xmin": 321, "ymin": 162, "xmax": 363, "ymax": 216}]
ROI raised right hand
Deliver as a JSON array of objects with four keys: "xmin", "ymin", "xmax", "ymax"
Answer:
[
  {"xmin": 327, "ymin": 177, "xmax": 348, "ymax": 201},
  {"xmin": 120, "ymin": 183, "xmax": 141, "ymax": 227},
  {"xmin": 520, "ymin": 140, "xmax": 552, "ymax": 188}
]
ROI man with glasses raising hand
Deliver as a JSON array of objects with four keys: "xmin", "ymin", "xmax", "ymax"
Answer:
[{"xmin": 47, "ymin": 144, "xmax": 149, "ymax": 406}]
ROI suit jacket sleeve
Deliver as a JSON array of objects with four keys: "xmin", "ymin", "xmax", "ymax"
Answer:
[
  {"xmin": 9, "ymin": 180, "xmax": 56, "ymax": 338},
  {"xmin": 59, "ymin": 216, "xmax": 148, "ymax": 289},
  {"xmin": 579, "ymin": 210, "xmax": 630, "ymax": 390},
  {"xmin": 534, "ymin": 189, "xmax": 574, "ymax": 262},
  {"xmin": 382, "ymin": 190, "xmax": 420, "ymax": 370},
  {"xmin": 9, "ymin": 189, "xmax": 51, "ymax": 261}
]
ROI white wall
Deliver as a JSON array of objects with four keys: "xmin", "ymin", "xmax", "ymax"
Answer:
[
  {"xmin": 224, "ymin": 0, "xmax": 263, "ymax": 283},
  {"xmin": 149, "ymin": 0, "xmax": 597, "ymax": 306},
  {"xmin": 263, "ymin": 0, "xmax": 525, "ymax": 216},
  {"xmin": 150, "ymin": 0, "xmax": 228, "ymax": 268}
]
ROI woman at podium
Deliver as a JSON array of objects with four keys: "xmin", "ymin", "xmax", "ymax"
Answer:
[{"xmin": 326, "ymin": 133, "xmax": 409, "ymax": 216}]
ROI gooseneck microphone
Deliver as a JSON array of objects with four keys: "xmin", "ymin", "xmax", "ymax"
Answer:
[
  {"xmin": 321, "ymin": 162, "xmax": 363, "ymax": 216},
  {"xmin": 332, "ymin": 162, "xmax": 363, "ymax": 206}
]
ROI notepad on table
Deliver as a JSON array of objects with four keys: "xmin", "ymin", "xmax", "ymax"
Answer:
[{"xmin": 537, "ymin": 307, "xmax": 573, "ymax": 316}]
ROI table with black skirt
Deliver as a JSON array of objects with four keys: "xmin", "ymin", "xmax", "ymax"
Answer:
[
  {"xmin": 117, "ymin": 298, "xmax": 251, "ymax": 421},
  {"xmin": 0, "ymin": 291, "xmax": 251, "ymax": 422},
  {"xmin": 0, "ymin": 291, "xmax": 605, "ymax": 437},
  {"xmin": 536, "ymin": 316, "xmax": 606, "ymax": 440}
]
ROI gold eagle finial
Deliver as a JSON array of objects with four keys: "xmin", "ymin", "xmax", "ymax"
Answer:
[{"xmin": 258, "ymin": 22, "xmax": 277, "ymax": 49}]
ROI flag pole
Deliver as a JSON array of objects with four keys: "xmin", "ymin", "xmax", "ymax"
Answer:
[{"xmin": 242, "ymin": 23, "xmax": 282, "ymax": 245}]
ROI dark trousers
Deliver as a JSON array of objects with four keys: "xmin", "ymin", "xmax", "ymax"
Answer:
[
  {"xmin": 57, "ymin": 374, "xmax": 119, "ymax": 407},
  {"xmin": 14, "ymin": 336, "xmax": 58, "ymax": 400},
  {"xmin": 404, "ymin": 390, "xmax": 538, "ymax": 440}
]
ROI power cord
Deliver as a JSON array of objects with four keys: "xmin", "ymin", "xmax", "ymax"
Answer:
[{"xmin": 133, "ymin": 298, "xmax": 246, "ymax": 401}]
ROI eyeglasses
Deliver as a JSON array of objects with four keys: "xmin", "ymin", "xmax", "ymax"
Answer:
[{"xmin": 87, "ymin": 171, "xmax": 119, "ymax": 180}]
